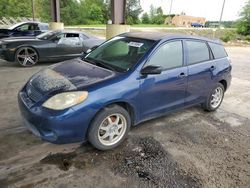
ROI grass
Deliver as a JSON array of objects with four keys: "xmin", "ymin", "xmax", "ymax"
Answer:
[
  {"xmin": 66, "ymin": 24, "xmax": 175, "ymax": 28},
  {"xmin": 65, "ymin": 24, "xmax": 245, "ymax": 43}
]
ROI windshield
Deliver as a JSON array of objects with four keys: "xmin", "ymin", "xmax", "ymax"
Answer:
[
  {"xmin": 8, "ymin": 23, "xmax": 23, "ymax": 30},
  {"xmin": 37, "ymin": 31, "xmax": 58, "ymax": 40},
  {"xmin": 85, "ymin": 36, "xmax": 155, "ymax": 72}
]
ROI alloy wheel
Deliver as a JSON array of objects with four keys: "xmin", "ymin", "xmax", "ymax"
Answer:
[
  {"xmin": 210, "ymin": 87, "xmax": 223, "ymax": 109},
  {"xmin": 98, "ymin": 113, "xmax": 127, "ymax": 146},
  {"xmin": 16, "ymin": 47, "xmax": 38, "ymax": 66}
]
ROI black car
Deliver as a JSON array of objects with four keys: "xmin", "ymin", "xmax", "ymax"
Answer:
[
  {"xmin": 0, "ymin": 21, "xmax": 48, "ymax": 39},
  {"xmin": 0, "ymin": 30, "xmax": 104, "ymax": 66}
]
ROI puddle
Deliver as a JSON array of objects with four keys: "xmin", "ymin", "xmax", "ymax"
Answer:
[
  {"xmin": 40, "ymin": 137, "xmax": 202, "ymax": 187},
  {"xmin": 40, "ymin": 152, "xmax": 77, "ymax": 171}
]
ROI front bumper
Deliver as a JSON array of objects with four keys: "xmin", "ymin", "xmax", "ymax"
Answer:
[
  {"xmin": 0, "ymin": 48, "xmax": 15, "ymax": 61},
  {"xmin": 18, "ymin": 90, "xmax": 97, "ymax": 144}
]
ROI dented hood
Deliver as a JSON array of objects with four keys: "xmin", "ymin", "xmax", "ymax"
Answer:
[{"xmin": 29, "ymin": 59, "xmax": 115, "ymax": 94}]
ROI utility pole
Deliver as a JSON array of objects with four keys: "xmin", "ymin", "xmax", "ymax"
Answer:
[
  {"xmin": 169, "ymin": 0, "xmax": 173, "ymax": 15},
  {"xmin": 168, "ymin": 0, "xmax": 173, "ymax": 24},
  {"xmin": 31, "ymin": 0, "xmax": 35, "ymax": 21},
  {"xmin": 219, "ymin": 0, "xmax": 226, "ymax": 28}
]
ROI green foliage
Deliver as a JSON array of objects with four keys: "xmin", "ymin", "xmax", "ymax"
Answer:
[
  {"xmin": 143, "ymin": 4, "xmax": 165, "ymax": 25},
  {"xmin": 125, "ymin": 0, "xmax": 143, "ymax": 25},
  {"xmin": 36, "ymin": 0, "xmax": 50, "ymax": 22},
  {"xmin": 220, "ymin": 31, "xmax": 236, "ymax": 42},
  {"xmin": 0, "ymin": 0, "xmax": 165, "ymax": 26},
  {"xmin": 245, "ymin": 35, "xmax": 250, "ymax": 41},
  {"xmin": 237, "ymin": 0, "xmax": 250, "ymax": 35},
  {"xmin": 205, "ymin": 21, "xmax": 236, "ymax": 28},
  {"xmin": 141, "ymin": 13, "xmax": 150, "ymax": 24},
  {"xmin": 0, "ymin": 0, "xmax": 32, "ymax": 18}
]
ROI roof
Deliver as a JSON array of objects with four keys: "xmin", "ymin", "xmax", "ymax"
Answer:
[
  {"xmin": 119, "ymin": 32, "xmax": 221, "ymax": 44},
  {"xmin": 44, "ymin": 30, "xmax": 97, "ymax": 39},
  {"xmin": 17, "ymin": 21, "xmax": 48, "ymax": 25}
]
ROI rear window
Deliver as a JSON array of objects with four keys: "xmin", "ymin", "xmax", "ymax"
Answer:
[
  {"xmin": 186, "ymin": 40, "xmax": 210, "ymax": 65},
  {"xmin": 208, "ymin": 42, "xmax": 227, "ymax": 59}
]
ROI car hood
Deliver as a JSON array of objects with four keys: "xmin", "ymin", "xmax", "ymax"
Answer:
[
  {"xmin": 1, "ymin": 36, "xmax": 40, "ymax": 43},
  {"xmin": 0, "ymin": 29, "xmax": 10, "ymax": 37},
  {"xmin": 29, "ymin": 59, "xmax": 115, "ymax": 95},
  {"xmin": 0, "ymin": 28, "xmax": 10, "ymax": 33}
]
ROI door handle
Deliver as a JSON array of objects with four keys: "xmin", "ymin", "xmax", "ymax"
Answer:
[
  {"xmin": 178, "ymin": 72, "xmax": 187, "ymax": 78},
  {"xmin": 210, "ymin": 65, "xmax": 216, "ymax": 71}
]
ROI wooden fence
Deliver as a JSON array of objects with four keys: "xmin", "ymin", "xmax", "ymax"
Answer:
[{"xmin": 0, "ymin": 17, "xmax": 40, "ymax": 28}]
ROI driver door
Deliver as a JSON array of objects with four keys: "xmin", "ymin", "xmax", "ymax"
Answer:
[
  {"xmin": 139, "ymin": 40, "xmax": 188, "ymax": 120},
  {"xmin": 14, "ymin": 23, "xmax": 37, "ymax": 37},
  {"xmin": 56, "ymin": 33, "xmax": 82, "ymax": 58}
]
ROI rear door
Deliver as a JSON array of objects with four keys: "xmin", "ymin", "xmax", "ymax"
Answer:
[
  {"xmin": 184, "ymin": 39, "xmax": 215, "ymax": 105},
  {"xmin": 139, "ymin": 40, "xmax": 188, "ymax": 120}
]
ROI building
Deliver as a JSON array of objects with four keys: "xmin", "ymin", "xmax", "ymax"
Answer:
[{"xmin": 170, "ymin": 14, "xmax": 206, "ymax": 27}]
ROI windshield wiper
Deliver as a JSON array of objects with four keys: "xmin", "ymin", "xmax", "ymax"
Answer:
[
  {"xmin": 94, "ymin": 59, "xmax": 117, "ymax": 71},
  {"xmin": 85, "ymin": 57, "xmax": 116, "ymax": 71}
]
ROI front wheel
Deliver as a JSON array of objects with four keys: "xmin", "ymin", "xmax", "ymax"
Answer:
[
  {"xmin": 15, "ymin": 47, "xmax": 38, "ymax": 67},
  {"xmin": 88, "ymin": 105, "xmax": 131, "ymax": 150},
  {"xmin": 202, "ymin": 83, "xmax": 225, "ymax": 112}
]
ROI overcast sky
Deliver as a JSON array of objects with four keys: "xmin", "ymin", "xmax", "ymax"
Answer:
[{"xmin": 140, "ymin": 0, "xmax": 248, "ymax": 21}]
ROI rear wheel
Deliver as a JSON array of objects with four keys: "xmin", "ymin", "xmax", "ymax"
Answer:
[
  {"xmin": 88, "ymin": 105, "xmax": 131, "ymax": 150},
  {"xmin": 15, "ymin": 47, "xmax": 38, "ymax": 67},
  {"xmin": 202, "ymin": 83, "xmax": 225, "ymax": 112}
]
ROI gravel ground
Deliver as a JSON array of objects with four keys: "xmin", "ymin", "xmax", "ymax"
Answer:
[{"xmin": 0, "ymin": 47, "xmax": 249, "ymax": 188}]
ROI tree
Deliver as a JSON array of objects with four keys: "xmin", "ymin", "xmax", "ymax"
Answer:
[
  {"xmin": 60, "ymin": 0, "xmax": 81, "ymax": 25},
  {"xmin": 126, "ymin": 0, "xmax": 143, "ymax": 24},
  {"xmin": 35, "ymin": 0, "xmax": 50, "ymax": 22},
  {"xmin": 0, "ymin": 0, "xmax": 32, "ymax": 18},
  {"xmin": 141, "ymin": 12, "xmax": 150, "ymax": 24},
  {"xmin": 149, "ymin": 4, "xmax": 156, "ymax": 19},
  {"xmin": 148, "ymin": 5, "xmax": 165, "ymax": 25},
  {"xmin": 237, "ymin": 0, "xmax": 250, "ymax": 35},
  {"xmin": 0, "ymin": 0, "xmax": 108, "ymax": 25}
]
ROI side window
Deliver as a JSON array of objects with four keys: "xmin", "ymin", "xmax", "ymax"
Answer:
[
  {"xmin": 186, "ymin": 40, "xmax": 210, "ymax": 65},
  {"xmin": 147, "ymin": 41, "xmax": 183, "ymax": 70},
  {"xmin": 58, "ymin": 33, "xmax": 80, "ymax": 45},
  {"xmin": 16, "ymin": 24, "xmax": 29, "ymax": 31},
  {"xmin": 208, "ymin": 42, "xmax": 227, "ymax": 59}
]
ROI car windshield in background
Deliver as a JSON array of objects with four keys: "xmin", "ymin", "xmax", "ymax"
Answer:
[
  {"xmin": 85, "ymin": 36, "xmax": 155, "ymax": 72},
  {"xmin": 8, "ymin": 23, "xmax": 22, "ymax": 30},
  {"xmin": 37, "ymin": 31, "xmax": 58, "ymax": 40}
]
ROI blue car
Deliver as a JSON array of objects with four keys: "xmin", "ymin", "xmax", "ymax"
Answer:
[{"xmin": 18, "ymin": 32, "xmax": 232, "ymax": 150}]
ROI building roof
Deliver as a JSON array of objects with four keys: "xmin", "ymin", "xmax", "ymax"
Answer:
[{"xmin": 119, "ymin": 32, "xmax": 221, "ymax": 44}]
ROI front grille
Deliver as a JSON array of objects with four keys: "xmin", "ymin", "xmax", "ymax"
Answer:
[{"xmin": 26, "ymin": 83, "xmax": 43, "ymax": 102}]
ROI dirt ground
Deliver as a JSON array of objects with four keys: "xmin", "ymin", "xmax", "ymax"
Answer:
[{"xmin": 0, "ymin": 47, "xmax": 249, "ymax": 188}]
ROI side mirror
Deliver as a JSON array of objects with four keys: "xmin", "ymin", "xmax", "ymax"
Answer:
[{"xmin": 141, "ymin": 65, "xmax": 162, "ymax": 75}]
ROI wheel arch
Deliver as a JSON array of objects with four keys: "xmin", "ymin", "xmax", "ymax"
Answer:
[
  {"xmin": 89, "ymin": 100, "xmax": 137, "ymax": 130},
  {"xmin": 15, "ymin": 45, "xmax": 40, "ymax": 61},
  {"xmin": 219, "ymin": 79, "xmax": 227, "ymax": 91}
]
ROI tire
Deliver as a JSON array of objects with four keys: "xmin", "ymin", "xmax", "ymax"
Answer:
[
  {"xmin": 15, "ymin": 47, "xmax": 38, "ymax": 67},
  {"xmin": 202, "ymin": 83, "xmax": 225, "ymax": 112},
  {"xmin": 88, "ymin": 105, "xmax": 131, "ymax": 150}
]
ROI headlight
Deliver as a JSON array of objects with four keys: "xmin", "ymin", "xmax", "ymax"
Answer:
[{"xmin": 42, "ymin": 91, "xmax": 88, "ymax": 110}]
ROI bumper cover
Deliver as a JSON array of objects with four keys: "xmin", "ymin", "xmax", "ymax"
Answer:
[{"xmin": 18, "ymin": 90, "xmax": 97, "ymax": 144}]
